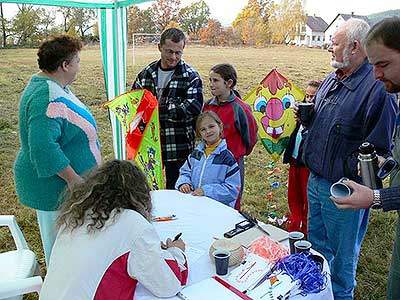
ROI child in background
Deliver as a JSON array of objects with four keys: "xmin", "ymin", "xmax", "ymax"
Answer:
[
  {"xmin": 40, "ymin": 160, "xmax": 188, "ymax": 300},
  {"xmin": 203, "ymin": 64, "xmax": 258, "ymax": 210},
  {"xmin": 282, "ymin": 80, "xmax": 321, "ymax": 234},
  {"xmin": 175, "ymin": 111, "xmax": 241, "ymax": 208}
]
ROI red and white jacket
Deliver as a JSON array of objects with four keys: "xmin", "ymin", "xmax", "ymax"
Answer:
[{"xmin": 40, "ymin": 209, "xmax": 188, "ymax": 300}]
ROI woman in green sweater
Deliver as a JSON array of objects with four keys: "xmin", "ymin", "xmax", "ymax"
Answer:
[{"xmin": 14, "ymin": 34, "xmax": 102, "ymax": 266}]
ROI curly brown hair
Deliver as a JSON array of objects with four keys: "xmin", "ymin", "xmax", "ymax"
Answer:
[
  {"xmin": 57, "ymin": 160, "xmax": 152, "ymax": 233},
  {"xmin": 37, "ymin": 34, "xmax": 82, "ymax": 72}
]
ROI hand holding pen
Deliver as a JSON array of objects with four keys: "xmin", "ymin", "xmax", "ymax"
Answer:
[
  {"xmin": 173, "ymin": 232, "xmax": 182, "ymax": 241},
  {"xmin": 161, "ymin": 232, "xmax": 185, "ymax": 251}
]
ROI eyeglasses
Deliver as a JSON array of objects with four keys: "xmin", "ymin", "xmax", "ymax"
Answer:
[{"xmin": 161, "ymin": 48, "xmax": 183, "ymax": 58}]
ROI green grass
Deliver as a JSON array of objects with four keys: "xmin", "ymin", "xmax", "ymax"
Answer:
[{"xmin": 0, "ymin": 45, "xmax": 397, "ymax": 299}]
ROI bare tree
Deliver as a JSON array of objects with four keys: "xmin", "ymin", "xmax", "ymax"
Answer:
[
  {"xmin": 58, "ymin": 7, "xmax": 75, "ymax": 33},
  {"xmin": 38, "ymin": 7, "xmax": 56, "ymax": 37},
  {"xmin": 74, "ymin": 8, "xmax": 96, "ymax": 39}
]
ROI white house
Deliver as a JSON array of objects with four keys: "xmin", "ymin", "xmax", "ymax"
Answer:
[
  {"xmin": 324, "ymin": 13, "xmax": 370, "ymax": 46},
  {"xmin": 293, "ymin": 15, "xmax": 328, "ymax": 47}
]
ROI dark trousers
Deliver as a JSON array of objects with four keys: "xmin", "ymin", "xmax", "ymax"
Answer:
[
  {"xmin": 234, "ymin": 156, "xmax": 245, "ymax": 211},
  {"xmin": 387, "ymin": 216, "xmax": 400, "ymax": 300},
  {"xmin": 164, "ymin": 160, "xmax": 185, "ymax": 190}
]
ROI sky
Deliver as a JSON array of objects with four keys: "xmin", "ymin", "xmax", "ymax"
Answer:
[
  {"xmin": 177, "ymin": 0, "xmax": 400, "ymax": 26},
  {"xmin": 301, "ymin": 0, "xmax": 399, "ymax": 24},
  {"xmin": 2, "ymin": 0, "xmax": 400, "ymax": 26}
]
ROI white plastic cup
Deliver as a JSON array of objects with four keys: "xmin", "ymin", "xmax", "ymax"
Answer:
[
  {"xmin": 330, "ymin": 177, "xmax": 352, "ymax": 198},
  {"xmin": 294, "ymin": 240, "xmax": 312, "ymax": 253}
]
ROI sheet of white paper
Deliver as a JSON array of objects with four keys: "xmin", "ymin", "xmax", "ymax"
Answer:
[
  {"xmin": 178, "ymin": 277, "xmax": 244, "ymax": 300},
  {"xmin": 185, "ymin": 246, "xmax": 204, "ymax": 266}
]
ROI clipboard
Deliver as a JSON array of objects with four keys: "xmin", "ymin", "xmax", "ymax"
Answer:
[
  {"xmin": 230, "ymin": 223, "xmax": 288, "ymax": 248},
  {"xmin": 177, "ymin": 276, "xmax": 253, "ymax": 300}
]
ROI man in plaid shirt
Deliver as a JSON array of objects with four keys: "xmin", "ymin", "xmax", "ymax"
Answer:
[{"xmin": 132, "ymin": 28, "xmax": 203, "ymax": 189}]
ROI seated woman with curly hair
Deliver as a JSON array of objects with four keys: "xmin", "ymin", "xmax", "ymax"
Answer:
[{"xmin": 40, "ymin": 160, "xmax": 188, "ymax": 300}]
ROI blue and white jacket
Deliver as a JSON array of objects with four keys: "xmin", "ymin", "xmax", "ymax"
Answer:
[{"xmin": 175, "ymin": 139, "xmax": 241, "ymax": 208}]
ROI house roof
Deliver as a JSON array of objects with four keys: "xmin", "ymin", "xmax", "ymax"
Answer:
[
  {"xmin": 326, "ymin": 13, "xmax": 372, "ymax": 31},
  {"xmin": 307, "ymin": 16, "xmax": 328, "ymax": 32},
  {"xmin": 340, "ymin": 13, "xmax": 371, "ymax": 24}
]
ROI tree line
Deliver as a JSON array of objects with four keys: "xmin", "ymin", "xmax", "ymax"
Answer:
[
  {"xmin": 0, "ymin": 3, "xmax": 96, "ymax": 47},
  {"xmin": 0, "ymin": 0, "xmax": 306, "ymax": 47}
]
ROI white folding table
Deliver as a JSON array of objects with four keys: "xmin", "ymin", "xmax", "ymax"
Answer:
[{"xmin": 135, "ymin": 190, "xmax": 333, "ymax": 300}]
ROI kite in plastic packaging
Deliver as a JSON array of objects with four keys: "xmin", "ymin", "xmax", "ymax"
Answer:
[{"xmin": 103, "ymin": 89, "xmax": 164, "ymax": 190}]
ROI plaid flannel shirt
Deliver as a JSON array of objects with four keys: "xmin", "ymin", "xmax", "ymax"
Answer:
[{"xmin": 132, "ymin": 59, "xmax": 203, "ymax": 162}]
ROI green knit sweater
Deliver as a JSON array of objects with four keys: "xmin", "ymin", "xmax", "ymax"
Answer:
[{"xmin": 14, "ymin": 74, "xmax": 102, "ymax": 211}]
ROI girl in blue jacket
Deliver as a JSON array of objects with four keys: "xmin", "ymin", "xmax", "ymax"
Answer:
[{"xmin": 175, "ymin": 111, "xmax": 241, "ymax": 208}]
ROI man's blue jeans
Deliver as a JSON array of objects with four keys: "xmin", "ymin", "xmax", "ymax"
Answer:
[
  {"xmin": 387, "ymin": 215, "xmax": 400, "ymax": 300},
  {"xmin": 307, "ymin": 173, "xmax": 370, "ymax": 300}
]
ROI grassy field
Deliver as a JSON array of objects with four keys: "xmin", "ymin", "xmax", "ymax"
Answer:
[{"xmin": 0, "ymin": 45, "xmax": 398, "ymax": 299}]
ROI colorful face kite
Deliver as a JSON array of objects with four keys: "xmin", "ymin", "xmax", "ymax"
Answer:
[{"xmin": 244, "ymin": 69, "xmax": 305, "ymax": 161}]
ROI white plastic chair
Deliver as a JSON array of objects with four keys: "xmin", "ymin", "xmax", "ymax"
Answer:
[{"xmin": 0, "ymin": 215, "xmax": 42, "ymax": 300}]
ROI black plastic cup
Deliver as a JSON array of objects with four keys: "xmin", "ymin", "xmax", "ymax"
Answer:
[
  {"xmin": 212, "ymin": 249, "xmax": 231, "ymax": 276},
  {"xmin": 298, "ymin": 102, "xmax": 314, "ymax": 126},
  {"xmin": 294, "ymin": 240, "xmax": 312, "ymax": 253},
  {"xmin": 289, "ymin": 231, "xmax": 304, "ymax": 254}
]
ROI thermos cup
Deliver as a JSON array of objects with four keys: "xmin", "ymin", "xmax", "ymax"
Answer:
[{"xmin": 358, "ymin": 142, "xmax": 382, "ymax": 189}]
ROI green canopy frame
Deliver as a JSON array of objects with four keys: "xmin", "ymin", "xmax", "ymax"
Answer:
[{"xmin": 2, "ymin": 0, "xmax": 153, "ymax": 159}]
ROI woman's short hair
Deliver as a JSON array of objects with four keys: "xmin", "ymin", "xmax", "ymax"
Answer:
[{"xmin": 37, "ymin": 34, "xmax": 82, "ymax": 72}]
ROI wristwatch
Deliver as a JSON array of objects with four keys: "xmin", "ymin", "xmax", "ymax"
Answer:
[{"xmin": 371, "ymin": 190, "xmax": 382, "ymax": 209}]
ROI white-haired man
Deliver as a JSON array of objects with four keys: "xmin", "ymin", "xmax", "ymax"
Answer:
[{"xmin": 302, "ymin": 18, "xmax": 398, "ymax": 299}]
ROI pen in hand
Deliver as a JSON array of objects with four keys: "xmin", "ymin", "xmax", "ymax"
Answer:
[
  {"xmin": 173, "ymin": 232, "xmax": 182, "ymax": 241},
  {"xmin": 160, "ymin": 233, "xmax": 185, "ymax": 251}
]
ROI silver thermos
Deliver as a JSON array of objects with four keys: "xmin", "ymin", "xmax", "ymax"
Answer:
[{"xmin": 358, "ymin": 142, "xmax": 382, "ymax": 189}]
